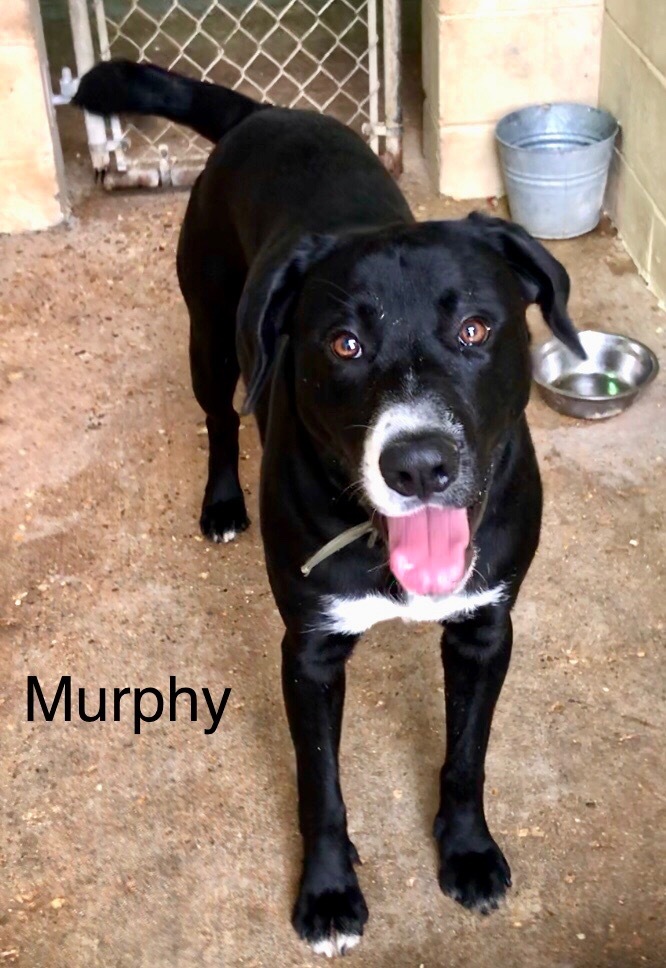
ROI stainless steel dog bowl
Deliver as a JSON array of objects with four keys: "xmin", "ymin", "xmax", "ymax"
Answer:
[{"xmin": 532, "ymin": 330, "xmax": 659, "ymax": 419}]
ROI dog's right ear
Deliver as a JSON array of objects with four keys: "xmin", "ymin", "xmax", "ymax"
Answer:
[
  {"xmin": 466, "ymin": 212, "xmax": 586, "ymax": 359},
  {"xmin": 238, "ymin": 233, "xmax": 340, "ymax": 414}
]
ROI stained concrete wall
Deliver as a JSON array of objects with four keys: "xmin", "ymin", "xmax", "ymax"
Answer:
[
  {"xmin": 600, "ymin": 0, "xmax": 666, "ymax": 303},
  {"xmin": 423, "ymin": 0, "xmax": 604, "ymax": 200},
  {"xmin": 0, "ymin": 0, "xmax": 66, "ymax": 233}
]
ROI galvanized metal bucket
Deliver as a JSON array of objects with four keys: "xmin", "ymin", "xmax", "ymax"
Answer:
[{"xmin": 495, "ymin": 103, "xmax": 619, "ymax": 239}]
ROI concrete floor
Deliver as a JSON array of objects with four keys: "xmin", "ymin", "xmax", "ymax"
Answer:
[{"xmin": 1, "ymin": 138, "xmax": 665, "ymax": 967}]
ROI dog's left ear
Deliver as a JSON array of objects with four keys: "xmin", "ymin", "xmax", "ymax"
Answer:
[
  {"xmin": 238, "ymin": 233, "xmax": 340, "ymax": 414},
  {"xmin": 467, "ymin": 212, "xmax": 586, "ymax": 359}
]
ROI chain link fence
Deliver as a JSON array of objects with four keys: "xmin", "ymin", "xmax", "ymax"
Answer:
[{"xmin": 63, "ymin": 0, "xmax": 399, "ymax": 187}]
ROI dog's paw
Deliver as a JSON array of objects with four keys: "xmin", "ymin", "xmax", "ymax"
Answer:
[
  {"xmin": 436, "ymin": 831, "xmax": 511, "ymax": 914},
  {"xmin": 293, "ymin": 883, "xmax": 368, "ymax": 958},
  {"xmin": 200, "ymin": 496, "xmax": 250, "ymax": 543}
]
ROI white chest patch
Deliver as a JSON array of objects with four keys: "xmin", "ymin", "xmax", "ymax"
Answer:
[{"xmin": 319, "ymin": 584, "xmax": 506, "ymax": 636}]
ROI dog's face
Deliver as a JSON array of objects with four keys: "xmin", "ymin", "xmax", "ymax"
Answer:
[
  {"xmin": 293, "ymin": 224, "xmax": 533, "ymax": 507},
  {"xmin": 244, "ymin": 215, "xmax": 583, "ymax": 596}
]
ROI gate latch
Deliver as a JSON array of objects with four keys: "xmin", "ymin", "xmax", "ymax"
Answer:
[{"xmin": 52, "ymin": 67, "xmax": 79, "ymax": 106}]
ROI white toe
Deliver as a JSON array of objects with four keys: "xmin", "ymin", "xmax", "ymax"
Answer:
[
  {"xmin": 312, "ymin": 938, "xmax": 336, "ymax": 958},
  {"xmin": 337, "ymin": 933, "xmax": 360, "ymax": 954},
  {"xmin": 311, "ymin": 932, "xmax": 361, "ymax": 958}
]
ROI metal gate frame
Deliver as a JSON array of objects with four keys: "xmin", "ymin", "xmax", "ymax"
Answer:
[{"xmin": 55, "ymin": 0, "xmax": 402, "ymax": 188}]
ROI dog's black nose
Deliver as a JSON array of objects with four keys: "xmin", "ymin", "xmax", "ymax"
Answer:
[{"xmin": 379, "ymin": 433, "xmax": 459, "ymax": 500}]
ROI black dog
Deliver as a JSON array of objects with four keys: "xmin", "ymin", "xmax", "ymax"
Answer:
[{"xmin": 74, "ymin": 61, "xmax": 584, "ymax": 957}]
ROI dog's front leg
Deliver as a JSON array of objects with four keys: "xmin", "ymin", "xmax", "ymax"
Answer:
[
  {"xmin": 435, "ymin": 604, "xmax": 513, "ymax": 914},
  {"xmin": 282, "ymin": 629, "xmax": 368, "ymax": 956}
]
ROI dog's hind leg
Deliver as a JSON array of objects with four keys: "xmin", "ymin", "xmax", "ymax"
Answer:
[{"xmin": 183, "ymin": 260, "xmax": 250, "ymax": 543}]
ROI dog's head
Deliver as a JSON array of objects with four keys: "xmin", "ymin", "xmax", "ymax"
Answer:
[{"xmin": 240, "ymin": 213, "xmax": 584, "ymax": 596}]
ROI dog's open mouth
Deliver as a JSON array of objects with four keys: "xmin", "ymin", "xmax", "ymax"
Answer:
[{"xmin": 385, "ymin": 506, "xmax": 471, "ymax": 597}]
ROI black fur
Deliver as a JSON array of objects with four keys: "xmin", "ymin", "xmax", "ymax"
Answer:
[
  {"xmin": 73, "ymin": 58, "xmax": 267, "ymax": 145},
  {"xmin": 74, "ymin": 60, "xmax": 584, "ymax": 953}
]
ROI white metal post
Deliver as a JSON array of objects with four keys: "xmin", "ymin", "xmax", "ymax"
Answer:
[
  {"xmin": 366, "ymin": 0, "xmax": 380, "ymax": 154},
  {"xmin": 91, "ymin": 0, "xmax": 128, "ymax": 171},
  {"xmin": 67, "ymin": 0, "xmax": 109, "ymax": 170},
  {"xmin": 382, "ymin": 0, "xmax": 402, "ymax": 174}
]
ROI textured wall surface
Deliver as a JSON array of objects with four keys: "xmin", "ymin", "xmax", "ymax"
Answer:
[
  {"xmin": 423, "ymin": 0, "xmax": 603, "ymax": 199},
  {"xmin": 0, "ymin": 0, "xmax": 66, "ymax": 233},
  {"xmin": 600, "ymin": 0, "xmax": 666, "ymax": 302}
]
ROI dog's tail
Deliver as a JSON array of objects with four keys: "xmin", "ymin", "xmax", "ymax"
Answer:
[{"xmin": 72, "ymin": 59, "xmax": 267, "ymax": 144}]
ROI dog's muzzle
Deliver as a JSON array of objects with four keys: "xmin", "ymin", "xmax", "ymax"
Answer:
[{"xmin": 362, "ymin": 400, "xmax": 479, "ymax": 597}]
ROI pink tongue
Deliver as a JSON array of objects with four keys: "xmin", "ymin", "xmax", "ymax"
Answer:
[{"xmin": 387, "ymin": 506, "xmax": 470, "ymax": 596}]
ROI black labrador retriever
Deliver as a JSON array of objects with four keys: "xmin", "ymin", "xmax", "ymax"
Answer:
[{"xmin": 74, "ymin": 61, "xmax": 584, "ymax": 957}]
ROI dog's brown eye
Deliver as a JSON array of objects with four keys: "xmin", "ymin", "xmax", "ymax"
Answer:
[
  {"xmin": 459, "ymin": 317, "xmax": 491, "ymax": 347},
  {"xmin": 331, "ymin": 332, "xmax": 362, "ymax": 360}
]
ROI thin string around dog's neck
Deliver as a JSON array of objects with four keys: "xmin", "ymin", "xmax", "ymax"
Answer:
[{"xmin": 301, "ymin": 521, "xmax": 378, "ymax": 577}]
